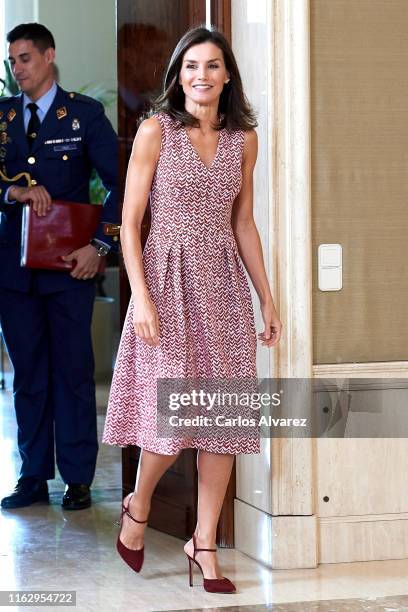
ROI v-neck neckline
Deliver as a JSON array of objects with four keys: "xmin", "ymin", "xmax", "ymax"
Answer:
[{"xmin": 183, "ymin": 125, "xmax": 223, "ymax": 172}]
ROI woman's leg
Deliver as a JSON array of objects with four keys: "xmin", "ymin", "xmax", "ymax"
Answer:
[
  {"xmin": 184, "ymin": 450, "xmax": 235, "ymax": 579},
  {"xmin": 120, "ymin": 449, "xmax": 179, "ymax": 549}
]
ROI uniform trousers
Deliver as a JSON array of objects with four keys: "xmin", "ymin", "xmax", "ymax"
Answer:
[{"xmin": 0, "ymin": 280, "xmax": 98, "ymax": 485}]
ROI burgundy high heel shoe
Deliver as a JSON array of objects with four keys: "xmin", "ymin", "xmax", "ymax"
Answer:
[
  {"xmin": 186, "ymin": 534, "xmax": 236, "ymax": 593},
  {"xmin": 116, "ymin": 495, "xmax": 148, "ymax": 573}
]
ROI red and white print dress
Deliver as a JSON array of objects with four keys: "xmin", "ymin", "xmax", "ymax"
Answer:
[{"xmin": 102, "ymin": 113, "xmax": 259, "ymax": 454}]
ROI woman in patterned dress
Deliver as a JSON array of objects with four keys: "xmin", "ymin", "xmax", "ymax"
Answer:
[{"xmin": 103, "ymin": 26, "xmax": 282, "ymax": 592}]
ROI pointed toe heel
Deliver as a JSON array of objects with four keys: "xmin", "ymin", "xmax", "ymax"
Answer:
[
  {"xmin": 186, "ymin": 534, "xmax": 236, "ymax": 594},
  {"xmin": 203, "ymin": 576, "xmax": 236, "ymax": 593},
  {"xmin": 117, "ymin": 534, "xmax": 145, "ymax": 573},
  {"xmin": 116, "ymin": 495, "xmax": 148, "ymax": 573}
]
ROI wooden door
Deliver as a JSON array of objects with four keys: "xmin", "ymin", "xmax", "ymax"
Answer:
[{"xmin": 117, "ymin": 0, "xmax": 233, "ymax": 545}]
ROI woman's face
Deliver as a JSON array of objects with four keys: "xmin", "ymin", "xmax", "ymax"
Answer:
[{"xmin": 179, "ymin": 41, "xmax": 230, "ymax": 109}]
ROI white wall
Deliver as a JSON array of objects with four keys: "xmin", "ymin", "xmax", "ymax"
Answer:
[
  {"xmin": 231, "ymin": 0, "xmax": 274, "ymax": 559},
  {"xmin": 0, "ymin": 1, "xmax": 7, "ymax": 66},
  {"xmin": 3, "ymin": 0, "xmax": 117, "ymax": 130},
  {"xmin": 232, "ymin": 0, "xmax": 271, "ymax": 380},
  {"xmin": 4, "ymin": 0, "xmax": 36, "ymax": 32}
]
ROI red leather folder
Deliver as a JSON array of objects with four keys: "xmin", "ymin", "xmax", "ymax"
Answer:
[{"xmin": 21, "ymin": 200, "xmax": 102, "ymax": 271}]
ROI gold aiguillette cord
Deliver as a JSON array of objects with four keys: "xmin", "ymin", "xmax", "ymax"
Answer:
[
  {"xmin": 0, "ymin": 168, "xmax": 32, "ymax": 187},
  {"xmin": 0, "ymin": 168, "xmax": 121, "ymax": 238}
]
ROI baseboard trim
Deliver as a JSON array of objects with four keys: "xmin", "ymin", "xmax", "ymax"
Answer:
[
  {"xmin": 234, "ymin": 499, "xmax": 317, "ymax": 569},
  {"xmin": 319, "ymin": 513, "xmax": 408, "ymax": 563}
]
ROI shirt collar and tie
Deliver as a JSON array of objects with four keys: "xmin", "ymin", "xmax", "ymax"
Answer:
[{"xmin": 22, "ymin": 81, "xmax": 58, "ymax": 132}]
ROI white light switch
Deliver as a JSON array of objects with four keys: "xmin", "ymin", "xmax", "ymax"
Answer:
[{"xmin": 318, "ymin": 244, "xmax": 342, "ymax": 291}]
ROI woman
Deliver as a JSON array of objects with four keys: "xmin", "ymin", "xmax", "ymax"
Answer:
[{"xmin": 103, "ymin": 26, "xmax": 282, "ymax": 593}]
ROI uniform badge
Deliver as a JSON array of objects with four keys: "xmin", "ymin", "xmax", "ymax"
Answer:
[
  {"xmin": 72, "ymin": 118, "xmax": 80, "ymax": 131},
  {"xmin": 0, "ymin": 133, "xmax": 9, "ymax": 144},
  {"xmin": 0, "ymin": 122, "xmax": 7, "ymax": 132},
  {"xmin": 0, "ymin": 147, "xmax": 6, "ymax": 159},
  {"xmin": 7, "ymin": 109, "xmax": 16, "ymax": 122},
  {"xmin": 56, "ymin": 106, "xmax": 67, "ymax": 120}
]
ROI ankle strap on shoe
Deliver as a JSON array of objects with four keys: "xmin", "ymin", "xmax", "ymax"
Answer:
[
  {"xmin": 123, "ymin": 508, "xmax": 148, "ymax": 524},
  {"xmin": 192, "ymin": 533, "xmax": 216, "ymax": 559},
  {"xmin": 122, "ymin": 495, "xmax": 148, "ymax": 525}
]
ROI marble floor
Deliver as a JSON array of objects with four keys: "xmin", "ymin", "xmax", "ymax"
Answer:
[{"xmin": 2, "ymin": 367, "xmax": 408, "ymax": 611}]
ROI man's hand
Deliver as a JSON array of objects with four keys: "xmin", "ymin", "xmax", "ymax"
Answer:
[
  {"xmin": 9, "ymin": 185, "xmax": 52, "ymax": 217},
  {"xmin": 61, "ymin": 244, "xmax": 102, "ymax": 279}
]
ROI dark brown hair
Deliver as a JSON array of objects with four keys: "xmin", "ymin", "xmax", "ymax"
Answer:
[
  {"xmin": 7, "ymin": 23, "xmax": 55, "ymax": 52},
  {"xmin": 153, "ymin": 26, "xmax": 257, "ymax": 131}
]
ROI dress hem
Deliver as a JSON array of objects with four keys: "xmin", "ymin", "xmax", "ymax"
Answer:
[{"xmin": 102, "ymin": 438, "xmax": 260, "ymax": 455}]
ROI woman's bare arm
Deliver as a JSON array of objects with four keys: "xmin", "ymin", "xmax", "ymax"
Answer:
[{"xmin": 121, "ymin": 116, "xmax": 162, "ymax": 345}]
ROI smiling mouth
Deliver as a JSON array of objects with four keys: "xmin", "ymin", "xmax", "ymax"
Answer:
[{"xmin": 193, "ymin": 85, "xmax": 213, "ymax": 89}]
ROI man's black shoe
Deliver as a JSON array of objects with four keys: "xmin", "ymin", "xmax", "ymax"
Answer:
[
  {"xmin": 1, "ymin": 477, "xmax": 49, "ymax": 509},
  {"xmin": 62, "ymin": 484, "xmax": 91, "ymax": 510}
]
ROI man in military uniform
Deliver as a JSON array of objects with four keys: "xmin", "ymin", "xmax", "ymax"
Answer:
[{"xmin": 0, "ymin": 23, "xmax": 118, "ymax": 509}]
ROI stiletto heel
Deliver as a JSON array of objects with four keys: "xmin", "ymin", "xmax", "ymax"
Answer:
[
  {"xmin": 188, "ymin": 555, "xmax": 193, "ymax": 587},
  {"xmin": 185, "ymin": 534, "xmax": 236, "ymax": 593},
  {"xmin": 116, "ymin": 494, "xmax": 148, "ymax": 573}
]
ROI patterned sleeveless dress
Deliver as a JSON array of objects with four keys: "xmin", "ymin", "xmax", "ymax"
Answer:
[{"xmin": 102, "ymin": 113, "xmax": 259, "ymax": 454}]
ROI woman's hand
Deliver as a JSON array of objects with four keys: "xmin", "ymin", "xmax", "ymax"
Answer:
[
  {"xmin": 258, "ymin": 300, "xmax": 282, "ymax": 348},
  {"xmin": 133, "ymin": 293, "xmax": 160, "ymax": 347}
]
